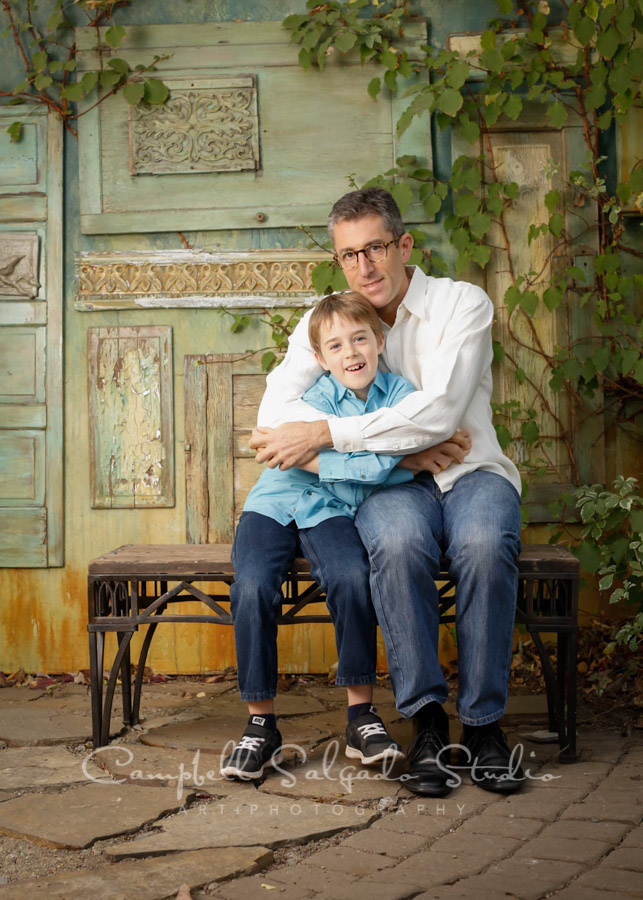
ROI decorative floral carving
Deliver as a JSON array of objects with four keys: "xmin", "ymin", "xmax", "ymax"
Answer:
[
  {"xmin": 129, "ymin": 77, "xmax": 260, "ymax": 175},
  {"xmin": 76, "ymin": 250, "xmax": 327, "ymax": 310}
]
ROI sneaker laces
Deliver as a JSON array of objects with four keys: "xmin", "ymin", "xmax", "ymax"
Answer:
[
  {"xmin": 358, "ymin": 722, "xmax": 389, "ymax": 739},
  {"xmin": 236, "ymin": 735, "xmax": 264, "ymax": 751}
]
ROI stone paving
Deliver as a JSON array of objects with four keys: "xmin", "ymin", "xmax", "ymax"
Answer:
[{"xmin": 0, "ymin": 679, "xmax": 641, "ymax": 899}]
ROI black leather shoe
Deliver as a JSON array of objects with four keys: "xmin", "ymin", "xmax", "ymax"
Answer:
[
  {"xmin": 404, "ymin": 723, "xmax": 453, "ymax": 797},
  {"xmin": 457, "ymin": 722, "xmax": 525, "ymax": 794}
]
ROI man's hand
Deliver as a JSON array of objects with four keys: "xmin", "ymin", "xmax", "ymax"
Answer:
[
  {"xmin": 399, "ymin": 430, "xmax": 472, "ymax": 475},
  {"xmin": 249, "ymin": 421, "xmax": 332, "ymax": 469}
]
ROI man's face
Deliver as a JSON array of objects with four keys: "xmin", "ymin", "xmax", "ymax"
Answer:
[
  {"xmin": 332, "ymin": 214, "xmax": 414, "ymax": 325},
  {"xmin": 315, "ymin": 312, "xmax": 384, "ymax": 401}
]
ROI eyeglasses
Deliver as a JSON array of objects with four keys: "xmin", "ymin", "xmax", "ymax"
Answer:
[{"xmin": 333, "ymin": 237, "xmax": 402, "ymax": 270}]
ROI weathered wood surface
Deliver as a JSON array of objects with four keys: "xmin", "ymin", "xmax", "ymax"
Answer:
[
  {"xmin": 0, "ymin": 106, "xmax": 63, "ymax": 567},
  {"xmin": 75, "ymin": 21, "xmax": 431, "ymax": 233},
  {"xmin": 89, "ymin": 542, "xmax": 580, "ymax": 577},
  {"xmin": 87, "ymin": 325, "xmax": 175, "ymax": 508},
  {"xmin": 184, "ymin": 353, "xmax": 266, "ymax": 543}
]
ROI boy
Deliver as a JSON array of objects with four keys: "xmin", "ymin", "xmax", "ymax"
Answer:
[{"xmin": 221, "ymin": 291, "xmax": 420, "ymax": 780}]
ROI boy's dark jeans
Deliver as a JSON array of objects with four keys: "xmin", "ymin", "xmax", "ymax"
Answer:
[{"xmin": 230, "ymin": 511, "xmax": 377, "ymax": 701}]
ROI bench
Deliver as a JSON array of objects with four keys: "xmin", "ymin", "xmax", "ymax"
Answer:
[{"xmin": 88, "ymin": 542, "xmax": 579, "ymax": 759}]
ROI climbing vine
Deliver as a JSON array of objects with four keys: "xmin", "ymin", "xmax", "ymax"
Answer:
[{"xmin": 0, "ymin": 0, "xmax": 170, "ymax": 139}]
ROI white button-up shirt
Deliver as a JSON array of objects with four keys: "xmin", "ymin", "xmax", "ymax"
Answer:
[{"xmin": 258, "ymin": 267, "xmax": 521, "ymax": 495}]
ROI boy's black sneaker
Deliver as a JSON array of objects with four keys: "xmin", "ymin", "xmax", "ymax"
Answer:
[
  {"xmin": 345, "ymin": 707, "xmax": 404, "ymax": 766},
  {"xmin": 220, "ymin": 716, "xmax": 283, "ymax": 781}
]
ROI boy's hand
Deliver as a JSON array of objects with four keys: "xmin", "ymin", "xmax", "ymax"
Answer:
[
  {"xmin": 399, "ymin": 430, "xmax": 472, "ymax": 475},
  {"xmin": 249, "ymin": 421, "xmax": 332, "ymax": 469}
]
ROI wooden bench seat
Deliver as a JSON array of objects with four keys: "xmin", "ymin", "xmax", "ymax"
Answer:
[{"xmin": 88, "ymin": 542, "xmax": 579, "ymax": 760}]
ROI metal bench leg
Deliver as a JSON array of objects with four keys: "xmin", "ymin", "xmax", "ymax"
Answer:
[
  {"xmin": 531, "ymin": 629, "xmax": 566, "ymax": 750},
  {"xmin": 560, "ymin": 629, "xmax": 578, "ymax": 762},
  {"xmin": 100, "ymin": 631, "xmax": 135, "ymax": 747},
  {"xmin": 88, "ymin": 629, "xmax": 104, "ymax": 749},
  {"xmin": 131, "ymin": 617, "xmax": 164, "ymax": 726}
]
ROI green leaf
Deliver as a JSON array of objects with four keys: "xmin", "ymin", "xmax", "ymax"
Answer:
[
  {"xmin": 367, "ymin": 77, "xmax": 381, "ymax": 100},
  {"xmin": 334, "ymin": 31, "xmax": 357, "ymax": 53},
  {"xmin": 519, "ymin": 290, "xmax": 539, "ymax": 316},
  {"xmin": 61, "ymin": 82, "xmax": 84, "ymax": 101},
  {"xmin": 481, "ymin": 48, "xmax": 504, "ymax": 74},
  {"xmin": 503, "ymin": 182, "xmax": 519, "ymax": 200},
  {"xmin": 493, "ymin": 340, "xmax": 505, "ymax": 362},
  {"xmin": 81, "ymin": 71, "xmax": 98, "ymax": 93},
  {"xmin": 64, "ymin": 59, "xmax": 77, "ymax": 72},
  {"xmin": 34, "ymin": 74, "xmax": 53, "ymax": 90},
  {"xmin": 105, "ymin": 25, "xmax": 126, "ymax": 50},
  {"xmin": 143, "ymin": 78, "xmax": 169, "ymax": 105},
  {"xmin": 495, "ymin": 424, "xmax": 512, "ymax": 449},
  {"xmin": 547, "ymin": 102, "xmax": 567, "ymax": 129},
  {"xmin": 592, "ymin": 344, "xmax": 611, "ymax": 373},
  {"xmin": 47, "ymin": 11, "xmax": 64, "ymax": 31},
  {"xmin": 32, "ymin": 50, "xmax": 48, "ymax": 72},
  {"xmin": 455, "ymin": 192, "xmax": 479, "ymax": 217},
  {"xmin": 379, "ymin": 50, "xmax": 397, "ymax": 69},
  {"xmin": 573, "ymin": 16, "xmax": 595, "ymax": 47},
  {"xmin": 459, "ymin": 117, "xmax": 480, "ymax": 144},
  {"xmin": 480, "ymin": 30, "xmax": 496, "ymax": 52},
  {"xmin": 436, "ymin": 87, "xmax": 463, "ymax": 117},
  {"xmin": 7, "ymin": 121, "xmax": 22, "ymax": 143},
  {"xmin": 446, "ymin": 61, "xmax": 469, "ymax": 90},
  {"xmin": 298, "ymin": 47, "xmax": 312, "ymax": 69},
  {"xmin": 122, "ymin": 81, "xmax": 144, "ymax": 105},
  {"xmin": 504, "ymin": 284, "xmax": 521, "ymax": 312},
  {"xmin": 100, "ymin": 69, "xmax": 122, "ymax": 89},
  {"xmin": 389, "ymin": 182, "xmax": 413, "ymax": 213},
  {"xmin": 544, "ymin": 188, "xmax": 559, "ymax": 213},
  {"xmin": 521, "ymin": 420, "xmax": 539, "ymax": 444},
  {"xmin": 311, "ymin": 260, "xmax": 336, "ymax": 296},
  {"xmin": 503, "ymin": 94, "xmax": 522, "ymax": 120},
  {"xmin": 549, "ymin": 213, "xmax": 564, "ymax": 237},
  {"xmin": 543, "ymin": 286, "xmax": 563, "ymax": 310},
  {"xmin": 423, "ymin": 194, "xmax": 442, "ymax": 218},
  {"xmin": 108, "ymin": 58, "xmax": 129, "ymax": 75},
  {"xmin": 261, "ymin": 351, "xmax": 276, "ymax": 372},
  {"xmin": 596, "ymin": 27, "xmax": 619, "ymax": 59},
  {"xmin": 469, "ymin": 211, "xmax": 491, "ymax": 239},
  {"xmin": 470, "ymin": 243, "xmax": 491, "ymax": 267},
  {"xmin": 576, "ymin": 540, "xmax": 602, "ymax": 573}
]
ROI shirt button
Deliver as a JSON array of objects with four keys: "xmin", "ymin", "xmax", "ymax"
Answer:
[
  {"xmin": 360, "ymin": 475, "xmax": 366, "ymax": 480},
  {"xmin": 306, "ymin": 490, "xmax": 312, "ymax": 495}
]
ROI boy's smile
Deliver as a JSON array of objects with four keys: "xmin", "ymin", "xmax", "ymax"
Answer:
[{"xmin": 315, "ymin": 312, "xmax": 384, "ymax": 401}]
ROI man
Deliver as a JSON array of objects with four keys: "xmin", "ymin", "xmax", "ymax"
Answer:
[{"xmin": 250, "ymin": 187, "xmax": 523, "ymax": 796}]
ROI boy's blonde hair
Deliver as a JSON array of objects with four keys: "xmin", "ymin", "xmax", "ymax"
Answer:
[{"xmin": 308, "ymin": 292, "xmax": 384, "ymax": 357}]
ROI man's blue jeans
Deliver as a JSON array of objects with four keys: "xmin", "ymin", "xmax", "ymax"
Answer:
[
  {"xmin": 230, "ymin": 511, "xmax": 377, "ymax": 701},
  {"xmin": 355, "ymin": 470, "xmax": 522, "ymax": 725}
]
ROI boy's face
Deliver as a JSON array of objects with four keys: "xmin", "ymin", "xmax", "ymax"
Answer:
[
  {"xmin": 315, "ymin": 312, "xmax": 384, "ymax": 401},
  {"xmin": 332, "ymin": 214, "xmax": 413, "ymax": 326}
]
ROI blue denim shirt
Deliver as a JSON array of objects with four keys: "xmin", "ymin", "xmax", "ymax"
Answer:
[{"xmin": 243, "ymin": 370, "xmax": 416, "ymax": 529}]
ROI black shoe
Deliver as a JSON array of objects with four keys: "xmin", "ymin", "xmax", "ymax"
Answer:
[
  {"xmin": 345, "ymin": 707, "xmax": 404, "ymax": 766},
  {"xmin": 220, "ymin": 716, "xmax": 283, "ymax": 781},
  {"xmin": 457, "ymin": 722, "xmax": 525, "ymax": 794},
  {"xmin": 405, "ymin": 720, "xmax": 453, "ymax": 797}
]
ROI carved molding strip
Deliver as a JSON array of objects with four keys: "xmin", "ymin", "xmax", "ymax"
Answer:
[
  {"xmin": 75, "ymin": 249, "xmax": 330, "ymax": 310},
  {"xmin": 128, "ymin": 76, "xmax": 260, "ymax": 176}
]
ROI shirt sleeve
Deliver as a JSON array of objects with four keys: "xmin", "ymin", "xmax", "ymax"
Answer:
[
  {"xmin": 256, "ymin": 311, "xmax": 331, "ymax": 427},
  {"xmin": 329, "ymin": 289, "xmax": 494, "ymax": 453},
  {"xmin": 316, "ymin": 375, "xmax": 417, "ymax": 483}
]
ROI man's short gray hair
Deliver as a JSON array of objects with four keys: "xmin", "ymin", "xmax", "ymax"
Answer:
[{"xmin": 327, "ymin": 187, "xmax": 406, "ymax": 241}]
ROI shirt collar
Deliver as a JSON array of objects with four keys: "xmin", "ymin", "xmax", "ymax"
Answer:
[
  {"xmin": 324, "ymin": 369, "xmax": 388, "ymax": 402},
  {"xmin": 398, "ymin": 266, "xmax": 427, "ymax": 319}
]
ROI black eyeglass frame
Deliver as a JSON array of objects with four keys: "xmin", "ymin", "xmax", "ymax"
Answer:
[{"xmin": 332, "ymin": 236, "xmax": 403, "ymax": 270}]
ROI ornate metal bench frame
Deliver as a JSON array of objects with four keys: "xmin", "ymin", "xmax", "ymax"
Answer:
[{"xmin": 88, "ymin": 543, "xmax": 579, "ymax": 761}]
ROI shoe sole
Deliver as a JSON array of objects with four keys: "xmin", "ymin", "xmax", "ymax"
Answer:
[
  {"xmin": 345, "ymin": 746, "xmax": 405, "ymax": 766},
  {"xmin": 220, "ymin": 751, "xmax": 284, "ymax": 781},
  {"xmin": 403, "ymin": 776, "xmax": 453, "ymax": 798}
]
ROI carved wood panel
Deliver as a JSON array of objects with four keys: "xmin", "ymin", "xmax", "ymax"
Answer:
[{"xmin": 129, "ymin": 76, "xmax": 259, "ymax": 175}]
